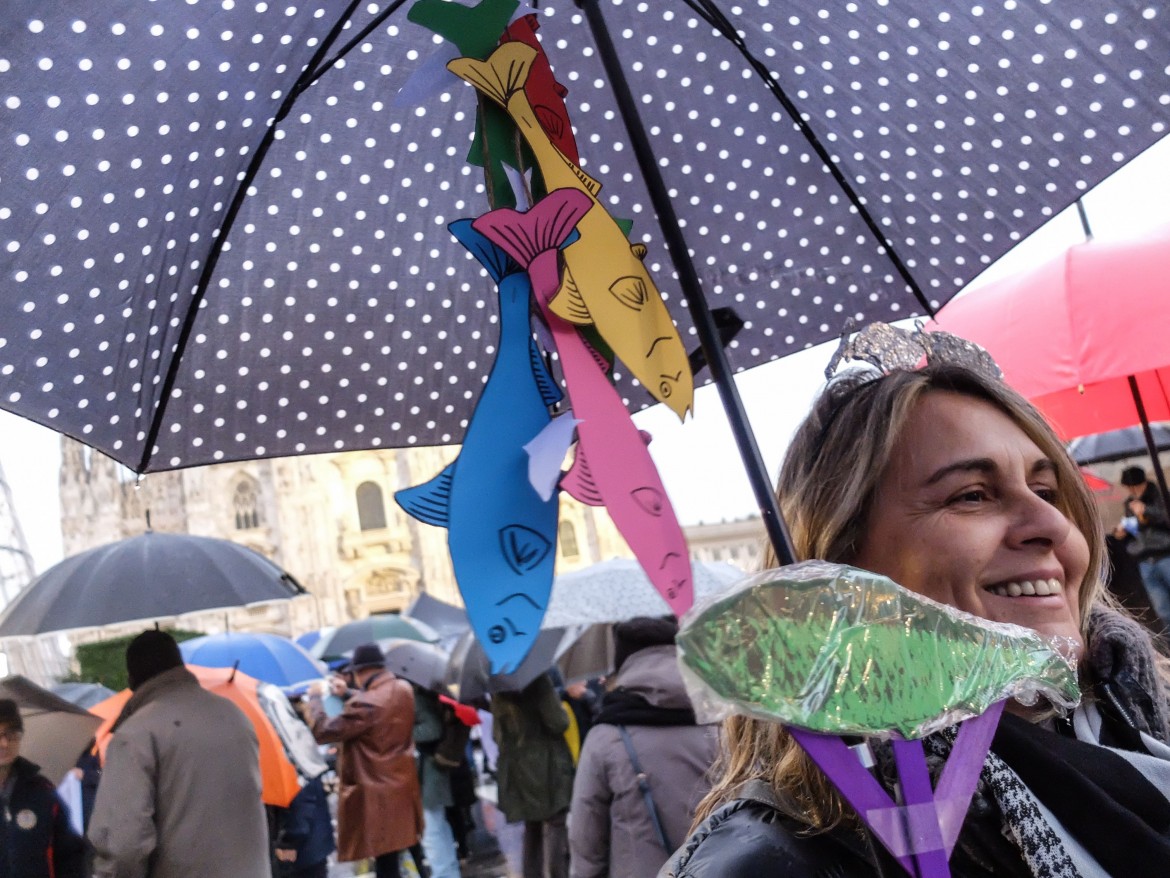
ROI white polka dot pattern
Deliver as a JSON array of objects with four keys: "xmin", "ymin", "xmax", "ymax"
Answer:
[{"xmin": 1, "ymin": 1, "xmax": 1167, "ymax": 472}]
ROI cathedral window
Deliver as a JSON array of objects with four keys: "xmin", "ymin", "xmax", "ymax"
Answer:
[
  {"xmin": 233, "ymin": 479, "xmax": 262, "ymax": 530},
  {"xmin": 558, "ymin": 521, "xmax": 579, "ymax": 559},
  {"xmin": 357, "ymin": 481, "xmax": 387, "ymax": 531}
]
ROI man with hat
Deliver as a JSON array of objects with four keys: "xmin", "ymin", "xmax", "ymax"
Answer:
[
  {"xmin": 305, "ymin": 642, "xmax": 423, "ymax": 877},
  {"xmin": 87, "ymin": 629, "xmax": 270, "ymax": 877},
  {"xmin": 1114, "ymin": 466, "xmax": 1170, "ymax": 624},
  {"xmin": 0, "ymin": 698, "xmax": 86, "ymax": 878}
]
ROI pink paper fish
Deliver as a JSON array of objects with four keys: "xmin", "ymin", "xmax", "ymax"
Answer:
[{"xmin": 473, "ymin": 190, "xmax": 694, "ymax": 616}]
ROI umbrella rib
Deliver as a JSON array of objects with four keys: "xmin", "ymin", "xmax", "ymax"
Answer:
[
  {"xmin": 302, "ymin": 0, "xmax": 415, "ymax": 93},
  {"xmin": 682, "ymin": 0, "xmax": 933, "ymax": 315},
  {"xmin": 135, "ymin": 0, "xmax": 369, "ymax": 474}
]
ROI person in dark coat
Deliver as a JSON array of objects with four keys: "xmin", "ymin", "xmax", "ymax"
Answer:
[
  {"xmin": 492, "ymin": 673, "xmax": 575, "ymax": 878},
  {"xmin": 273, "ymin": 774, "xmax": 335, "ymax": 878},
  {"xmin": 0, "ymin": 699, "xmax": 87, "ymax": 878},
  {"xmin": 662, "ymin": 361, "xmax": 1170, "ymax": 878},
  {"xmin": 1113, "ymin": 465, "xmax": 1170, "ymax": 624}
]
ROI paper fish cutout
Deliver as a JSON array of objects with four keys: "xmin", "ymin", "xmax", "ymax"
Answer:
[
  {"xmin": 502, "ymin": 14, "xmax": 580, "ymax": 165},
  {"xmin": 395, "ymin": 219, "xmax": 562, "ymax": 674},
  {"xmin": 677, "ymin": 561, "xmax": 1080, "ymax": 739},
  {"xmin": 474, "ymin": 189, "xmax": 695, "ymax": 616},
  {"xmin": 450, "ymin": 43, "xmax": 694, "ymax": 419},
  {"xmin": 524, "ymin": 413, "xmax": 581, "ymax": 502},
  {"xmin": 408, "ymin": 0, "xmax": 542, "ymax": 208}
]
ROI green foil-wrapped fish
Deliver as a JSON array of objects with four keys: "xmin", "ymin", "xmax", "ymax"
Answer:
[{"xmin": 677, "ymin": 561, "xmax": 1080, "ymax": 739}]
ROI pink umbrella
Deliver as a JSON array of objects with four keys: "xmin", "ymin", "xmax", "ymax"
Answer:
[{"xmin": 932, "ymin": 223, "xmax": 1170, "ymax": 505}]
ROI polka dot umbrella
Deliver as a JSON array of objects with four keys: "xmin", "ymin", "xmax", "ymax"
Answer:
[{"xmin": 1, "ymin": 1, "xmax": 1168, "ymax": 538}]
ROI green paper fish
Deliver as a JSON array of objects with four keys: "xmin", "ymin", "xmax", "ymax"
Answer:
[{"xmin": 677, "ymin": 561, "xmax": 1080, "ymax": 739}]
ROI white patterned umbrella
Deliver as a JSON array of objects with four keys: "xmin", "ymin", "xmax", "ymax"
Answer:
[
  {"xmin": 541, "ymin": 558, "xmax": 744, "ymax": 629},
  {"xmin": 1, "ymin": 1, "xmax": 1167, "ymax": 472}
]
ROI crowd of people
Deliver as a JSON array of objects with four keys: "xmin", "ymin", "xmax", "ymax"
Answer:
[{"xmin": 7, "ymin": 353, "xmax": 1170, "ymax": 877}]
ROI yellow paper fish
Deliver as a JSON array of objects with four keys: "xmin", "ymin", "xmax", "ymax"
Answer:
[{"xmin": 449, "ymin": 43, "xmax": 694, "ymax": 419}]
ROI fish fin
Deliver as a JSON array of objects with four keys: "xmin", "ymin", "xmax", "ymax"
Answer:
[
  {"xmin": 608, "ymin": 275, "xmax": 650, "ymax": 311},
  {"xmin": 560, "ymin": 447, "xmax": 605, "ymax": 507},
  {"xmin": 616, "ymin": 217, "xmax": 634, "ymax": 238},
  {"xmin": 534, "ymin": 104, "xmax": 564, "ymax": 141},
  {"xmin": 448, "ymin": 219, "xmax": 520, "ymax": 284},
  {"xmin": 448, "ymin": 43, "xmax": 536, "ymax": 109},
  {"xmin": 582, "ymin": 337, "xmax": 611, "ymax": 375},
  {"xmin": 529, "ymin": 337, "xmax": 563, "ymax": 408},
  {"xmin": 631, "ymin": 243, "xmax": 647, "ymax": 260},
  {"xmin": 499, "ymin": 525, "xmax": 553, "ymax": 574},
  {"xmin": 408, "ymin": 0, "xmax": 519, "ymax": 59},
  {"xmin": 394, "ymin": 463, "xmax": 455, "ymax": 528},
  {"xmin": 473, "ymin": 189, "xmax": 592, "ymax": 269},
  {"xmin": 550, "ymin": 268, "xmax": 594, "ymax": 325}
]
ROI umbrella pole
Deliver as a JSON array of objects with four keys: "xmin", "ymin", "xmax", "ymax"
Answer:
[
  {"xmin": 1128, "ymin": 376, "xmax": 1170, "ymax": 512},
  {"xmin": 579, "ymin": 0, "xmax": 796, "ymax": 566}
]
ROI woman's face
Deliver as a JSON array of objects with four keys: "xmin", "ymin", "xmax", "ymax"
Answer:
[{"xmin": 853, "ymin": 390, "xmax": 1088, "ymax": 654}]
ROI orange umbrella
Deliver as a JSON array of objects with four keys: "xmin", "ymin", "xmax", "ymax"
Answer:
[{"xmin": 90, "ymin": 664, "xmax": 301, "ymax": 807}]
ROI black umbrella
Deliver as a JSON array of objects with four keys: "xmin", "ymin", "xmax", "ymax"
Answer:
[
  {"xmin": 1068, "ymin": 423, "xmax": 1170, "ymax": 466},
  {"xmin": 311, "ymin": 613, "xmax": 439, "ymax": 661},
  {"xmin": 2, "ymin": 2, "xmax": 1168, "ymax": 564},
  {"xmin": 0, "ymin": 531, "xmax": 305, "ymax": 635}
]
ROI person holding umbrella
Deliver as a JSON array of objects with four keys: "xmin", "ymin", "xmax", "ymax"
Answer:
[
  {"xmin": 0, "ymin": 699, "xmax": 86, "ymax": 878},
  {"xmin": 1113, "ymin": 465, "xmax": 1170, "ymax": 625},
  {"xmin": 303, "ymin": 643, "xmax": 424, "ymax": 878},
  {"xmin": 664, "ymin": 338, "xmax": 1170, "ymax": 877}
]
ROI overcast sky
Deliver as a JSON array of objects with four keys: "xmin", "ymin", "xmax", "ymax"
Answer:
[{"xmin": 3, "ymin": 137, "xmax": 1169, "ymax": 574}]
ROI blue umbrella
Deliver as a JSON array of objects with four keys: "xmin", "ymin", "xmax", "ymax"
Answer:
[
  {"xmin": 180, "ymin": 633, "xmax": 325, "ymax": 687},
  {"xmin": 294, "ymin": 628, "xmax": 331, "ymax": 653}
]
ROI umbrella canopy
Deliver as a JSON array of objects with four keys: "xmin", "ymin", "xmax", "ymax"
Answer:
[
  {"xmin": 1069, "ymin": 424, "xmax": 1170, "ymax": 466},
  {"xmin": 380, "ymin": 637, "xmax": 450, "ymax": 693},
  {"xmin": 0, "ymin": 675, "xmax": 102, "ymax": 784},
  {"xmin": 178, "ymin": 632, "xmax": 325, "ymax": 687},
  {"xmin": 90, "ymin": 665, "xmax": 302, "ymax": 807},
  {"xmin": 1, "ymin": 2, "xmax": 1167, "ymax": 473},
  {"xmin": 50, "ymin": 681, "xmax": 117, "ymax": 710},
  {"xmin": 404, "ymin": 592, "xmax": 472, "ymax": 650},
  {"xmin": 0, "ymin": 531, "xmax": 305, "ymax": 635},
  {"xmin": 932, "ymin": 225, "xmax": 1170, "ymax": 440},
  {"xmin": 294, "ymin": 628, "xmax": 331, "ymax": 653},
  {"xmin": 540, "ymin": 559, "xmax": 744, "ymax": 629},
  {"xmin": 445, "ymin": 626, "xmax": 567, "ymax": 703},
  {"xmin": 311, "ymin": 613, "xmax": 440, "ymax": 661}
]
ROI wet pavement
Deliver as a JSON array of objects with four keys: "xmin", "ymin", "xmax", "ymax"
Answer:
[{"xmin": 326, "ymin": 785, "xmax": 523, "ymax": 878}]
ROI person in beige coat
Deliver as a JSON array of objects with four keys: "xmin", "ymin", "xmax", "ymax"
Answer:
[
  {"xmin": 568, "ymin": 618, "xmax": 719, "ymax": 878},
  {"xmin": 88, "ymin": 629, "xmax": 270, "ymax": 878},
  {"xmin": 305, "ymin": 642, "xmax": 423, "ymax": 877}
]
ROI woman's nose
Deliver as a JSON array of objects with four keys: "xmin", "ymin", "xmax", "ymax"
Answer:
[{"xmin": 1009, "ymin": 489, "xmax": 1072, "ymax": 548}]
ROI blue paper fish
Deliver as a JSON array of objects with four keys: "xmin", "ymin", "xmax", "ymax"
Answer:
[{"xmin": 395, "ymin": 220, "xmax": 562, "ymax": 674}]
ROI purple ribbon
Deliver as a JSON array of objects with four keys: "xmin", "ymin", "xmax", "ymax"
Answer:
[{"xmin": 789, "ymin": 700, "xmax": 1006, "ymax": 878}]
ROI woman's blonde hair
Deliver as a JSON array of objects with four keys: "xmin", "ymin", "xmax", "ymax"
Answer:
[{"xmin": 693, "ymin": 363, "xmax": 1105, "ymax": 830}]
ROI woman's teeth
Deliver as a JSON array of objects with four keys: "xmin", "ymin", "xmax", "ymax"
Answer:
[{"xmin": 987, "ymin": 578, "xmax": 1063, "ymax": 598}]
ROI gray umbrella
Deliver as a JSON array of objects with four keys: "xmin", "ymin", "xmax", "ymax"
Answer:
[
  {"xmin": 1068, "ymin": 423, "xmax": 1170, "ymax": 465},
  {"xmin": 0, "ymin": 531, "xmax": 305, "ymax": 635},
  {"xmin": 380, "ymin": 637, "xmax": 451, "ymax": 693},
  {"xmin": 0, "ymin": 675, "xmax": 102, "ymax": 784}
]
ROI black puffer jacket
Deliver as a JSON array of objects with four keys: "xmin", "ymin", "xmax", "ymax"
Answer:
[{"xmin": 658, "ymin": 778, "xmax": 1030, "ymax": 878}]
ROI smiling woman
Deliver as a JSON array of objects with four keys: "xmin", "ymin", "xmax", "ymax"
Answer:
[{"xmin": 665, "ymin": 359, "xmax": 1170, "ymax": 878}]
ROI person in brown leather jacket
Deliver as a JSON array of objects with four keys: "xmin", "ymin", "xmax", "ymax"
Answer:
[{"xmin": 305, "ymin": 643, "xmax": 423, "ymax": 877}]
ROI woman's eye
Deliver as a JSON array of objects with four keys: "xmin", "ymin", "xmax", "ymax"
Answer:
[
  {"xmin": 1033, "ymin": 486, "xmax": 1060, "ymax": 504},
  {"xmin": 950, "ymin": 489, "xmax": 988, "ymax": 504}
]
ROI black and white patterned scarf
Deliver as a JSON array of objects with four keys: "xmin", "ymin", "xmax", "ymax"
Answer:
[{"xmin": 922, "ymin": 604, "xmax": 1170, "ymax": 878}]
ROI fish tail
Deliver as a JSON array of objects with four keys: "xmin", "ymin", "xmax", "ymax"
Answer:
[
  {"xmin": 448, "ymin": 42, "xmax": 536, "ymax": 109},
  {"xmin": 473, "ymin": 189, "xmax": 592, "ymax": 270},
  {"xmin": 449, "ymin": 218, "xmax": 519, "ymax": 284}
]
